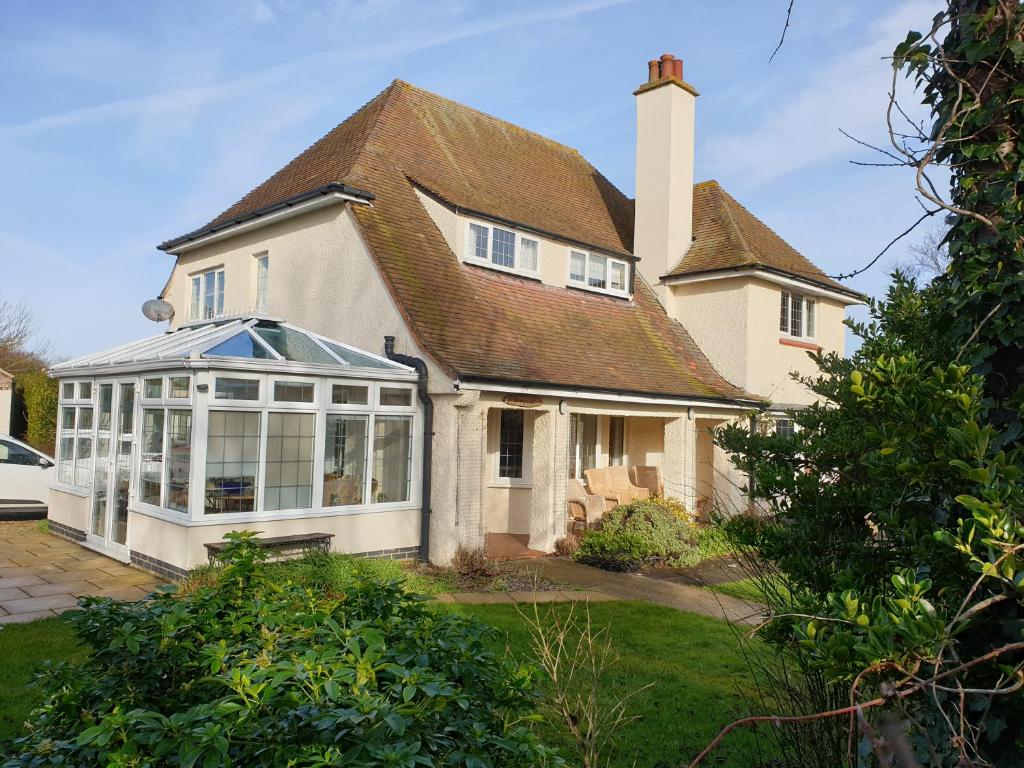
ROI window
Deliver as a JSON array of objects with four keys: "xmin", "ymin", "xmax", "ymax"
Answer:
[
  {"xmin": 379, "ymin": 386, "xmax": 413, "ymax": 407},
  {"xmin": 264, "ymin": 412, "xmax": 315, "ymax": 510},
  {"xmin": 79, "ymin": 382, "xmax": 92, "ymax": 400},
  {"xmin": 215, "ymin": 377, "xmax": 260, "ymax": 401},
  {"xmin": 569, "ymin": 413, "xmax": 598, "ymax": 479},
  {"xmin": 61, "ymin": 382, "xmax": 74, "ymax": 400},
  {"xmin": 144, "ymin": 378, "xmax": 163, "ymax": 399},
  {"xmin": 497, "ymin": 409, "xmax": 525, "ymax": 479},
  {"xmin": 169, "ymin": 377, "xmax": 191, "ymax": 399},
  {"xmin": 191, "ymin": 268, "xmax": 225, "ymax": 320},
  {"xmin": 273, "ymin": 381, "xmax": 314, "ymax": 403},
  {"xmin": 465, "ymin": 221, "xmax": 539, "ymax": 275},
  {"xmin": 255, "ymin": 253, "xmax": 269, "ymax": 311},
  {"xmin": 323, "ymin": 415, "xmax": 368, "ymax": 506},
  {"xmin": 332, "ymin": 384, "xmax": 368, "ymax": 405},
  {"xmin": 779, "ymin": 292, "xmax": 817, "ymax": 338},
  {"xmin": 166, "ymin": 410, "xmax": 192, "ymax": 513},
  {"xmin": 140, "ymin": 409, "xmax": 164, "ymax": 505},
  {"xmin": 372, "ymin": 415, "xmax": 413, "ymax": 503},
  {"xmin": 0, "ymin": 439, "xmax": 39, "ymax": 466},
  {"xmin": 609, "ymin": 416, "xmax": 625, "ymax": 466},
  {"xmin": 775, "ymin": 418, "xmax": 795, "ymax": 437},
  {"xmin": 205, "ymin": 411, "xmax": 260, "ymax": 514},
  {"xmin": 568, "ymin": 250, "xmax": 630, "ymax": 296}
]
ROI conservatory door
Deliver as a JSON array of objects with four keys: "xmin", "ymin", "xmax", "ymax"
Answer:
[{"xmin": 87, "ymin": 380, "xmax": 134, "ymax": 560}]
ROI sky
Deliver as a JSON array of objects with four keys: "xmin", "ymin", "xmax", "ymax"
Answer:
[{"xmin": 0, "ymin": 0, "xmax": 947, "ymax": 360}]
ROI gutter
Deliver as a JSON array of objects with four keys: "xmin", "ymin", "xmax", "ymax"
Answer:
[
  {"xmin": 384, "ymin": 336, "xmax": 433, "ymax": 563},
  {"xmin": 661, "ymin": 264, "xmax": 866, "ymax": 303},
  {"xmin": 158, "ymin": 183, "xmax": 376, "ymax": 253}
]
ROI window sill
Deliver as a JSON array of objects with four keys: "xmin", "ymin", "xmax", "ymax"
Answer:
[
  {"xmin": 566, "ymin": 282, "xmax": 631, "ymax": 300},
  {"xmin": 779, "ymin": 337, "xmax": 821, "ymax": 351},
  {"xmin": 464, "ymin": 257, "xmax": 541, "ymax": 282},
  {"xmin": 130, "ymin": 501, "xmax": 420, "ymax": 527},
  {"xmin": 49, "ymin": 483, "xmax": 91, "ymax": 498},
  {"xmin": 488, "ymin": 479, "xmax": 533, "ymax": 490}
]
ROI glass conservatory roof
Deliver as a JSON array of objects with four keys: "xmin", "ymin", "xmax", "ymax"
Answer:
[{"xmin": 51, "ymin": 318, "xmax": 412, "ymax": 375}]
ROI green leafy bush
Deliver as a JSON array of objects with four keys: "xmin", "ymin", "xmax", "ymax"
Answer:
[
  {"xmin": 4, "ymin": 532, "xmax": 559, "ymax": 767},
  {"xmin": 16, "ymin": 370, "xmax": 56, "ymax": 454},
  {"xmin": 573, "ymin": 498, "xmax": 698, "ymax": 572}
]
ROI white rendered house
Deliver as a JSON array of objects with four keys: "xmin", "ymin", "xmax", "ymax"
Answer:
[{"xmin": 48, "ymin": 55, "xmax": 860, "ymax": 574}]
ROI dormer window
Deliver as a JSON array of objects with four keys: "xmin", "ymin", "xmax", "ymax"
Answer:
[
  {"xmin": 465, "ymin": 220, "xmax": 540, "ymax": 278},
  {"xmin": 568, "ymin": 250, "xmax": 629, "ymax": 297},
  {"xmin": 780, "ymin": 291, "xmax": 816, "ymax": 338}
]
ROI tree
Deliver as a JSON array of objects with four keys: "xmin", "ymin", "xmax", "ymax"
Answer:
[
  {"xmin": 895, "ymin": 223, "xmax": 951, "ymax": 281},
  {"xmin": 0, "ymin": 292, "xmax": 48, "ymax": 374}
]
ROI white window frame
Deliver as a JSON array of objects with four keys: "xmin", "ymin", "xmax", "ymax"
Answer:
[
  {"xmin": 566, "ymin": 249, "xmax": 630, "ymax": 298},
  {"xmin": 255, "ymin": 252, "xmax": 269, "ymax": 312},
  {"xmin": 190, "ymin": 267, "xmax": 226, "ymax": 321},
  {"xmin": 270, "ymin": 376, "xmax": 317, "ymax": 410},
  {"xmin": 779, "ymin": 291, "xmax": 817, "ymax": 340},
  {"xmin": 56, "ymin": 383, "xmax": 96, "ymax": 490},
  {"xmin": 463, "ymin": 219, "xmax": 541, "ymax": 279},
  {"xmin": 490, "ymin": 408, "xmax": 532, "ymax": 488}
]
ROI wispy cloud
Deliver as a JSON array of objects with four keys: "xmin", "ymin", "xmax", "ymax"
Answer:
[
  {"xmin": 704, "ymin": 0, "xmax": 941, "ymax": 189},
  {"xmin": 0, "ymin": 0, "xmax": 637, "ymax": 141}
]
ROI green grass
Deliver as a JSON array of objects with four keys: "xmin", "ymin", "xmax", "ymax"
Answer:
[
  {"xmin": 708, "ymin": 576, "xmax": 792, "ymax": 605},
  {"xmin": 0, "ymin": 615, "xmax": 86, "ymax": 740},
  {"xmin": 451, "ymin": 601, "xmax": 771, "ymax": 767},
  {"xmin": 669, "ymin": 525, "xmax": 738, "ymax": 568}
]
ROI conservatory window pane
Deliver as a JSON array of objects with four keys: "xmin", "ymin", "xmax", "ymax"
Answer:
[
  {"xmin": 169, "ymin": 377, "xmax": 190, "ymax": 399},
  {"xmin": 144, "ymin": 378, "xmax": 163, "ymax": 399},
  {"xmin": 323, "ymin": 415, "xmax": 368, "ymax": 506},
  {"xmin": 264, "ymin": 412, "xmax": 315, "ymax": 511},
  {"xmin": 61, "ymin": 382, "xmax": 74, "ymax": 400},
  {"xmin": 273, "ymin": 381, "xmax": 314, "ymax": 403},
  {"xmin": 74, "ymin": 437, "xmax": 92, "ymax": 487},
  {"xmin": 58, "ymin": 437, "xmax": 74, "ymax": 484},
  {"xmin": 61, "ymin": 407, "xmax": 75, "ymax": 430},
  {"xmin": 140, "ymin": 409, "xmax": 164, "ymax": 506},
  {"xmin": 321, "ymin": 340, "xmax": 392, "ymax": 368},
  {"xmin": 166, "ymin": 410, "xmax": 192, "ymax": 513},
  {"xmin": 331, "ymin": 384, "xmax": 369, "ymax": 405},
  {"xmin": 79, "ymin": 382, "xmax": 92, "ymax": 400},
  {"xmin": 254, "ymin": 325, "xmax": 336, "ymax": 365},
  {"xmin": 205, "ymin": 410, "xmax": 260, "ymax": 514},
  {"xmin": 379, "ymin": 387, "xmax": 412, "ymax": 406},
  {"xmin": 97, "ymin": 384, "xmax": 113, "ymax": 430},
  {"xmin": 372, "ymin": 415, "xmax": 412, "ymax": 504},
  {"xmin": 206, "ymin": 332, "xmax": 274, "ymax": 359},
  {"xmin": 78, "ymin": 406, "xmax": 93, "ymax": 431},
  {"xmin": 215, "ymin": 377, "xmax": 260, "ymax": 401}
]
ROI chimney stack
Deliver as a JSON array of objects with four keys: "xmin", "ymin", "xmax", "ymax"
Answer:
[{"xmin": 633, "ymin": 53, "xmax": 698, "ymax": 310}]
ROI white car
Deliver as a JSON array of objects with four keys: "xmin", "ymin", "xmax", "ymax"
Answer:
[{"xmin": 0, "ymin": 434, "xmax": 55, "ymax": 506}]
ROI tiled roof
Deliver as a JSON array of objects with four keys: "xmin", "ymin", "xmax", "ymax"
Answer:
[
  {"xmin": 668, "ymin": 181, "xmax": 855, "ymax": 295},
  {"xmin": 171, "ymin": 81, "xmax": 769, "ymax": 402}
]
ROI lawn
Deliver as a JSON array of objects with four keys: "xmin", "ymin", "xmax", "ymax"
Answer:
[{"xmin": 1, "ymin": 597, "xmax": 773, "ymax": 766}]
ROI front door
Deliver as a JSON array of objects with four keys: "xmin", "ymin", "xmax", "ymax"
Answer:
[{"xmin": 87, "ymin": 381, "xmax": 134, "ymax": 558}]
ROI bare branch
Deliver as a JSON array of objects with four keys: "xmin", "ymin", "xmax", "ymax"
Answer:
[{"xmin": 769, "ymin": 0, "xmax": 795, "ymax": 62}]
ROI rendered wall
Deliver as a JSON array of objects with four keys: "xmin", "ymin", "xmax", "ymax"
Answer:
[
  {"xmin": 0, "ymin": 385, "xmax": 11, "ymax": 435},
  {"xmin": 47, "ymin": 487, "xmax": 90, "ymax": 533}
]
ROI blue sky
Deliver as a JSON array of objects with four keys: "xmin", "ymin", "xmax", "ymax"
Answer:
[{"xmin": 0, "ymin": 0, "xmax": 944, "ymax": 360}]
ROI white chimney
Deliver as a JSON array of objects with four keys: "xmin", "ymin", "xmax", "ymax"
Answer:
[{"xmin": 634, "ymin": 53, "xmax": 697, "ymax": 308}]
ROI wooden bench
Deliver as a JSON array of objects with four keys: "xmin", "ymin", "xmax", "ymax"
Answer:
[{"xmin": 204, "ymin": 532, "xmax": 335, "ymax": 564}]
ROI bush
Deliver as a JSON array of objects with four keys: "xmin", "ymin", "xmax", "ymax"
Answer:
[
  {"xmin": 4, "ymin": 532, "xmax": 558, "ymax": 767},
  {"xmin": 573, "ymin": 529, "xmax": 649, "ymax": 572},
  {"xmin": 450, "ymin": 545, "xmax": 496, "ymax": 583},
  {"xmin": 572, "ymin": 497, "xmax": 699, "ymax": 572},
  {"xmin": 16, "ymin": 370, "xmax": 56, "ymax": 454}
]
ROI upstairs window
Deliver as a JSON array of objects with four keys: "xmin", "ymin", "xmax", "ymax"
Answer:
[
  {"xmin": 780, "ymin": 291, "xmax": 816, "ymax": 338},
  {"xmin": 568, "ymin": 250, "xmax": 630, "ymax": 297},
  {"xmin": 255, "ymin": 253, "xmax": 269, "ymax": 311},
  {"xmin": 191, "ymin": 268, "xmax": 225, "ymax": 320},
  {"xmin": 465, "ymin": 221, "xmax": 540, "ymax": 277}
]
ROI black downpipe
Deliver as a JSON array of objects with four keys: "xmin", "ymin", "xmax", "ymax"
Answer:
[{"xmin": 383, "ymin": 336, "xmax": 433, "ymax": 563}]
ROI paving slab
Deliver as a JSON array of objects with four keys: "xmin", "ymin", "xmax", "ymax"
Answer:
[
  {"xmin": 0, "ymin": 609, "xmax": 57, "ymax": 624},
  {"xmin": 0, "ymin": 593, "xmax": 80, "ymax": 614}
]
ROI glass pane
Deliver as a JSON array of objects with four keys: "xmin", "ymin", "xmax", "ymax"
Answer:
[
  {"xmin": 203, "ymin": 271, "xmax": 216, "ymax": 319},
  {"xmin": 0, "ymin": 440, "xmax": 38, "ymax": 466},
  {"xmin": 575, "ymin": 414, "xmax": 597, "ymax": 476},
  {"xmin": 166, "ymin": 410, "xmax": 192, "ymax": 513},
  {"xmin": 215, "ymin": 271, "xmax": 225, "ymax": 317},
  {"xmin": 169, "ymin": 376, "xmax": 190, "ymax": 398},
  {"xmin": 779, "ymin": 292, "xmax": 790, "ymax": 333},
  {"xmin": 372, "ymin": 415, "xmax": 412, "ymax": 504},
  {"xmin": 61, "ymin": 382, "xmax": 74, "ymax": 400},
  {"xmin": 78, "ymin": 406, "xmax": 93, "ymax": 431},
  {"xmin": 609, "ymin": 416, "xmax": 625, "ymax": 466},
  {"xmin": 273, "ymin": 381, "xmax": 314, "ymax": 403},
  {"xmin": 610, "ymin": 261, "xmax": 626, "ymax": 291},
  {"xmin": 379, "ymin": 387, "xmax": 412, "ymax": 407},
  {"xmin": 256, "ymin": 255, "xmax": 269, "ymax": 311},
  {"xmin": 191, "ymin": 276, "xmax": 201, "ymax": 320},
  {"xmin": 112, "ymin": 383, "xmax": 134, "ymax": 545},
  {"xmin": 570, "ymin": 251, "xmax": 587, "ymax": 282},
  {"xmin": 331, "ymin": 384, "xmax": 369, "ymax": 405},
  {"xmin": 140, "ymin": 409, "xmax": 165, "ymax": 506},
  {"xmin": 323, "ymin": 415, "xmax": 368, "ymax": 506},
  {"xmin": 215, "ymin": 377, "xmax": 260, "ymax": 401},
  {"xmin": 498, "ymin": 409, "xmax": 524, "ymax": 479},
  {"xmin": 791, "ymin": 293, "xmax": 803, "ymax": 337},
  {"xmin": 321, "ymin": 340, "xmax": 392, "ymax": 369},
  {"xmin": 61, "ymin": 407, "xmax": 75, "ymax": 430},
  {"xmin": 806, "ymin": 298, "xmax": 816, "ymax": 337},
  {"xmin": 144, "ymin": 378, "xmax": 163, "ymax": 399},
  {"xmin": 491, "ymin": 227, "xmax": 516, "ymax": 268},
  {"xmin": 205, "ymin": 410, "xmax": 260, "ymax": 514},
  {"xmin": 79, "ymin": 382, "xmax": 92, "ymax": 400},
  {"xmin": 206, "ymin": 332, "xmax": 274, "ymax": 359},
  {"xmin": 58, "ymin": 437, "xmax": 74, "ymax": 484},
  {"xmin": 587, "ymin": 254, "xmax": 607, "ymax": 288},
  {"xmin": 520, "ymin": 238, "xmax": 538, "ymax": 272},
  {"xmin": 469, "ymin": 223, "xmax": 489, "ymax": 259},
  {"xmin": 264, "ymin": 412, "xmax": 315, "ymax": 511},
  {"xmin": 254, "ymin": 325, "xmax": 337, "ymax": 365},
  {"xmin": 92, "ymin": 386, "xmax": 113, "ymax": 535}
]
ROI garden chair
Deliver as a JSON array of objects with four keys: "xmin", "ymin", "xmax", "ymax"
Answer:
[
  {"xmin": 584, "ymin": 467, "xmax": 649, "ymax": 507},
  {"xmin": 629, "ymin": 465, "xmax": 664, "ymax": 497},
  {"xmin": 566, "ymin": 478, "xmax": 606, "ymax": 534}
]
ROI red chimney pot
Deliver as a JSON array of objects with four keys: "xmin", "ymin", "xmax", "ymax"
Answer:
[
  {"xmin": 648, "ymin": 59, "xmax": 660, "ymax": 82},
  {"xmin": 672, "ymin": 58, "xmax": 683, "ymax": 79}
]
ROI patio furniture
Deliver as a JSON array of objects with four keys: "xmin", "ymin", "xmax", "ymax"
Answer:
[
  {"xmin": 205, "ymin": 532, "xmax": 335, "ymax": 564},
  {"xmin": 566, "ymin": 478, "xmax": 606, "ymax": 534},
  {"xmin": 584, "ymin": 466, "xmax": 650, "ymax": 507},
  {"xmin": 629, "ymin": 465, "xmax": 664, "ymax": 497}
]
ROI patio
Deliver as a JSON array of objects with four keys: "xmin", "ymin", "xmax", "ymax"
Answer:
[{"xmin": 0, "ymin": 522, "xmax": 164, "ymax": 624}]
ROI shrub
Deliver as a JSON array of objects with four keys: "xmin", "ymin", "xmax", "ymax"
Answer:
[
  {"xmin": 573, "ymin": 497, "xmax": 698, "ymax": 572},
  {"xmin": 450, "ymin": 545, "xmax": 496, "ymax": 582},
  {"xmin": 573, "ymin": 529, "xmax": 649, "ymax": 572},
  {"xmin": 553, "ymin": 533, "xmax": 580, "ymax": 558},
  {"xmin": 4, "ymin": 531, "xmax": 558, "ymax": 767},
  {"xmin": 16, "ymin": 370, "xmax": 57, "ymax": 454}
]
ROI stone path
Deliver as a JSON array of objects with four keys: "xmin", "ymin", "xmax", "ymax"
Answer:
[
  {"xmin": 435, "ymin": 590, "xmax": 614, "ymax": 605},
  {"xmin": 0, "ymin": 522, "xmax": 165, "ymax": 624},
  {"xmin": 507, "ymin": 557, "xmax": 765, "ymax": 625}
]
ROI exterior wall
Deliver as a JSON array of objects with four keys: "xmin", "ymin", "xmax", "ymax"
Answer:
[
  {"xmin": 625, "ymin": 416, "xmax": 666, "ymax": 468},
  {"xmin": 128, "ymin": 507, "xmax": 421, "ymax": 573},
  {"xmin": 164, "ymin": 204, "xmax": 452, "ymax": 392},
  {"xmin": 47, "ymin": 487, "xmax": 91, "ymax": 534},
  {"xmin": 671, "ymin": 275, "xmax": 847, "ymax": 407},
  {"xmin": 0, "ymin": 380, "xmax": 11, "ymax": 435}
]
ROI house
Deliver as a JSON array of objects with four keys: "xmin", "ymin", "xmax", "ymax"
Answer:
[
  {"xmin": 0, "ymin": 368, "xmax": 14, "ymax": 436},
  {"xmin": 47, "ymin": 55, "xmax": 860, "ymax": 576}
]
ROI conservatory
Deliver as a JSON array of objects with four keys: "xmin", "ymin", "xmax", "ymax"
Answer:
[{"xmin": 48, "ymin": 318, "xmax": 423, "ymax": 578}]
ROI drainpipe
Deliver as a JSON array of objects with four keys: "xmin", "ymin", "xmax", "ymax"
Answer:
[{"xmin": 384, "ymin": 336, "xmax": 433, "ymax": 563}]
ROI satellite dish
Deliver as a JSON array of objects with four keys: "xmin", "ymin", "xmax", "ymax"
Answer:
[{"xmin": 142, "ymin": 299, "xmax": 175, "ymax": 322}]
